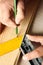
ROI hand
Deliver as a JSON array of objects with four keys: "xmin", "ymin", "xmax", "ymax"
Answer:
[
  {"xmin": 23, "ymin": 34, "xmax": 43, "ymax": 61},
  {"xmin": 15, "ymin": 0, "xmax": 24, "ymax": 24},
  {"xmin": 0, "ymin": 0, "xmax": 24, "ymax": 28}
]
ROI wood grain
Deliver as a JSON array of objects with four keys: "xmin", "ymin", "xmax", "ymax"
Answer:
[
  {"xmin": 0, "ymin": 0, "xmax": 40, "ymax": 65},
  {"xmin": 0, "ymin": 49, "xmax": 21, "ymax": 65},
  {"xmin": 0, "ymin": 0, "xmax": 40, "ymax": 43}
]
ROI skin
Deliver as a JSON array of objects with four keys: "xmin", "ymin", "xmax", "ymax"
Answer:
[
  {"xmin": 0, "ymin": 0, "xmax": 24, "ymax": 28},
  {"xmin": 0, "ymin": 0, "xmax": 43, "ymax": 63},
  {"xmin": 23, "ymin": 34, "xmax": 43, "ymax": 64},
  {"xmin": 42, "ymin": 62, "xmax": 43, "ymax": 65}
]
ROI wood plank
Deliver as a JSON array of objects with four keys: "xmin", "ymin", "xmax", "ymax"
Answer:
[
  {"xmin": 0, "ymin": 49, "xmax": 21, "ymax": 65},
  {"xmin": 0, "ymin": 0, "xmax": 40, "ymax": 65},
  {"xmin": 0, "ymin": 0, "xmax": 40, "ymax": 43}
]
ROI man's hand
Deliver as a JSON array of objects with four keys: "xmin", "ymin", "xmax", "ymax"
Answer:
[
  {"xmin": 15, "ymin": 0, "xmax": 24, "ymax": 24},
  {"xmin": 23, "ymin": 34, "xmax": 43, "ymax": 61},
  {"xmin": 0, "ymin": 0, "xmax": 24, "ymax": 28}
]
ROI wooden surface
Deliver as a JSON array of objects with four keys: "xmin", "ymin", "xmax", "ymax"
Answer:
[
  {"xmin": 0, "ymin": 0, "xmax": 40, "ymax": 65},
  {"xmin": 0, "ymin": 0, "xmax": 40, "ymax": 43},
  {"xmin": 0, "ymin": 49, "xmax": 21, "ymax": 65},
  {"xmin": 18, "ymin": 0, "xmax": 43, "ymax": 65}
]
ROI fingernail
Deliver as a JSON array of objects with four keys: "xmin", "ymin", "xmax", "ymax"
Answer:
[
  {"xmin": 26, "ymin": 34, "xmax": 29, "ymax": 38},
  {"xmin": 23, "ymin": 56, "xmax": 28, "ymax": 60},
  {"xmin": 15, "ymin": 17, "xmax": 19, "ymax": 24},
  {"xmin": 15, "ymin": 20, "xmax": 20, "ymax": 25}
]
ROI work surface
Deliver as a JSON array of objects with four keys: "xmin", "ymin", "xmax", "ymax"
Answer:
[
  {"xmin": 0, "ymin": 0, "xmax": 40, "ymax": 65},
  {"xmin": 18, "ymin": 0, "xmax": 43, "ymax": 65},
  {"xmin": 0, "ymin": 0, "xmax": 40, "ymax": 43}
]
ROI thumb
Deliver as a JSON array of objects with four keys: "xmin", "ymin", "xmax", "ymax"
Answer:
[
  {"xmin": 15, "ymin": 0, "xmax": 24, "ymax": 24},
  {"xmin": 15, "ymin": 10, "xmax": 24, "ymax": 24},
  {"xmin": 26, "ymin": 34, "xmax": 43, "ymax": 43},
  {"xmin": 42, "ymin": 62, "xmax": 43, "ymax": 65},
  {"xmin": 23, "ymin": 46, "xmax": 43, "ymax": 60}
]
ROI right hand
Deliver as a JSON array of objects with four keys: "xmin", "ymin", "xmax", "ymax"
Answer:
[{"xmin": 0, "ymin": 0, "xmax": 24, "ymax": 28}]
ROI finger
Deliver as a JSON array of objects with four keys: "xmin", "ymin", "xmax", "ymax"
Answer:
[
  {"xmin": 23, "ymin": 46, "xmax": 43, "ymax": 60},
  {"xmin": 15, "ymin": 10, "xmax": 24, "ymax": 24},
  {"xmin": 15, "ymin": 0, "xmax": 24, "ymax": 24},
  {"xmin": 42, "ymin": 62, "xmax": 43, "ymax": 65},
  {"xmin": 5, "ymin": 1, "xmax": 14, "ymax": 11},
  {"xmin": 26, "ymin": 34, "xmax": 43, "ymax": 43},
  {"xmin": 1, "ymin": 19, "xmax": 16, "ymax": 28}
]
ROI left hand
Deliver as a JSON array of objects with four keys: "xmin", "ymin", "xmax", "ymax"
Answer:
[{"xmin": 23, "ymin": 34, "xmax": 43, "ymax": 61}]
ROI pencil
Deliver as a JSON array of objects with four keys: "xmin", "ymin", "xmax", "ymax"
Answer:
[{"xmin": 14, "ymin": 0, "xmax": 18, "ymax": 36}]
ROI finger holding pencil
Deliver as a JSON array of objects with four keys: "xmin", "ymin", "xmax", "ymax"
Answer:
[
  {"xmin": 14, "ymin": 0, "xmax": 24, "ymax": 36},
  {"xmin": 0, "ymin": 0, "xmax": 24, "ymax": 33}
]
